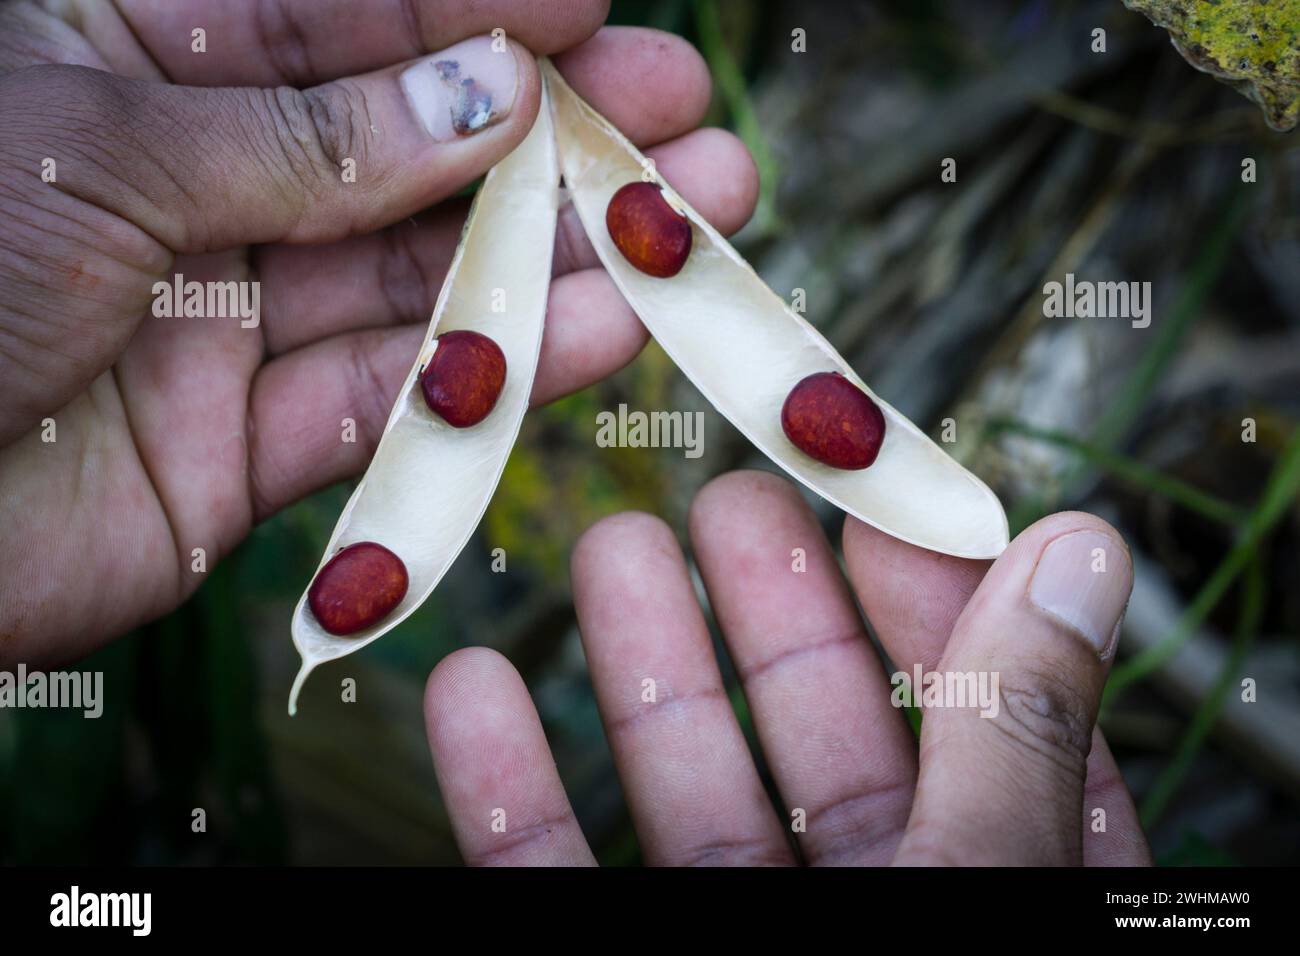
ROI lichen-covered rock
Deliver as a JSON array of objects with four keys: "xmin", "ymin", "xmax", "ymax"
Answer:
[{"xmin": 1123, "ymin": 0, "xmax": 1300, "ymax": 131}]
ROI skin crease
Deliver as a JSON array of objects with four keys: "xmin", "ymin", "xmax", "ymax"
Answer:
[
  {"xmin": 0, "ymin": 1, "xmax": 1150, "ymax": 867},
  {"xmin": 308, "ymin": 541, "xmax": 409, "ymax": 636},
  {"xmin": 605, "ymin": 182, "xmax": 693, "ymax": 277},
  {"xmin": 781, "ymin": 372, "xmax": 886, "ymax": 470},
  {"xmin": 420, "ymin": 330, "xmax": 507, "ymax": 428}
]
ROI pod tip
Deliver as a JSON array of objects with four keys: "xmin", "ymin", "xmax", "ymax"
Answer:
[{"xmin": 288, "ymin": 660, "xmax": 315, "ymax": 717}]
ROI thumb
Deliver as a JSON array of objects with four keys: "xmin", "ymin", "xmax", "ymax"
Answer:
[
  {"xmin": 894, "ymin": 512, "xmax": 1133, "ymax": 866},
  {"xmin": 7, "ymin": 35, "xmax": 537, "ymax": 253}
]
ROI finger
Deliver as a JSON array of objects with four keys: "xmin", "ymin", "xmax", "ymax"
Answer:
[
  {"xmin": 1080, "ymin": 729, "xmax": 1153, "ymax": 865},
  {"xmin": 424, "ymin": 647, "xmax": 596, "ymax": 866},
  {"xmin": 118, "ymin": 0, "xmax": 609, "ymax": 86},
  {"xmin": 843, "ymin": 517, "xmax": 1151, "ymax": 866},
  {"xmin": 12, "ymin": 39, "xmax": 540, "ymax": 253},
  {"xmin": 257, "ymin": 201, "xmax": 466, "ymax": 356},
  {"xmin": 258, "ymin": 126, "xmax": 756, "ymax": 354},
  {"xmin": 843, "ymin": 517, "xmax": 991, "ymax": 674},
  {"xmin": 892, "ymin": 514, "xmax": 1134, "ymax": 866},
  {"xmin": 688, "ymin": 472, "xmax": 915, "ymax": 865},
  {"xmin": 528, "ymin": 269, "xmax": 647, "ymax": 405},
  {"xmin": 571, "ymin": 513, "xmax": 795, "ymax": 866},
  {"xmin": 246, "ymin": 268, "xmax": 645, "ymax": 519},
  {"xmin": 552, "ymin": 27, "xmax": 712, "ymax": 146}
]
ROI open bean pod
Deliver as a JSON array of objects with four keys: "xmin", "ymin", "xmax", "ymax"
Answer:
[
  {"xmin": 287, "ymin": 85, "xmax": 559, "ymax": 714},
  {"xmin": 541, "ymin": 58, "xmax": 1008, "ymax": 560}
]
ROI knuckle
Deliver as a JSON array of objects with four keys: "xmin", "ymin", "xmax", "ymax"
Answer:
[
  {"xmin": 300, "ymin": 83, "xmax": 366, "ymax": 171},
  {"xmin": 259, "ymin": 86, "xmax": 329, "ymax": 189},
  {"xmin": 803, "ymin": 778, "xmax": 911, "ymax": 864},
  {"xmin": 260, "ymin": 83, "xmax": 369, "ymax": 195},
  {"xmin": 253, "ymin": 0, "xmax": 316, "ymax": 85},
  {"xmin": 344, "ymin": 332, "xmax": 396, "ymax": 449},
  {"xmin": 375, "ymin": 224, "xmax": 433, "ymax": 325},
  {"xmin": 462, "ymin": 817, "xmax": 572, "ymax": 867},
  {"xmin": 245, "ymin": 427, "xmax": 282, "ymax": 523},
  {"xmin": 990, "ymin": 664, "xmax": 1094, "ymax": 775},
  {"xmin": 674, "ymin": 835, "xmax": 792, "ymax": 867}
]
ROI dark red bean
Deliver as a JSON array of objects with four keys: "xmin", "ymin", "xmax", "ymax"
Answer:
[
  {"xmin": 420, "ymin": 330, "xmax": 507, "ymax": 428},
  {"xmin": 781, "ymin": 372, "xmax": 886, "ymax": 470},
  {"xmin": 308, "ymin": 542, "xmax": 409, "ymax": 636},
  {"xmin": 605, "ymin": 181, "xmax": 692, "ymax": 278}
]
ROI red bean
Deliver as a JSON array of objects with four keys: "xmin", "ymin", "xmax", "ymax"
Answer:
[
  {"xmin": 781, "ymin": 372, "xmax": 886, "ymax": 470},
  {"xmin": 420, "ymin": 330, "xmax": 507, "ymax": 428},
  {"xmin": 606, "ymin": 182, "xmax": 692, "ymax": 278},
  {"xmin": 308, "ymin": 542, "xmax": 409, "ymax": 636}
]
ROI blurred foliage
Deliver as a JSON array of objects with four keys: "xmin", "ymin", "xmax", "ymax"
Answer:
[
  {"xmin": 485, "ymin": 342, "xmax": 679, "ymax": 577},
  {"xmin": 1159, "ymin": 830, "xmax": 1240, "ymax": 866},
  {"xmin": 5, "ymin": 0, "xmax": 1300, "ymax": 867}
]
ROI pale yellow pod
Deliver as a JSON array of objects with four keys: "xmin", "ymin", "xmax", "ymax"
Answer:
[
  {"xmin": 288, "ymin": 85, "xmax": 560, "ymax": 714},
  {"xmin": 542, "ymin": 58, "xmax": 1008, "ymax": 561}
]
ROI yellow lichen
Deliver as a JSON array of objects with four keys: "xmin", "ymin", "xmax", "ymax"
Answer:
[{"xmin": 1124, "ymin": 0, "xmax": 1300, "ymax": 131}]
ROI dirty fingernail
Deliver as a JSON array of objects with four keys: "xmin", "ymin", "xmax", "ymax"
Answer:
[{"xmin": 400, "ymin": 37, "xmax": 518, "ymax": 142}]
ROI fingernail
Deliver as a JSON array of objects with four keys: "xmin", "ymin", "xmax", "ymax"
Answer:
[
  {"xmin": 400, "ymin": 37, "xmax": 518, "ymax": 142},
  {"xmin": 1028, "ymin": 530, "xmax": 1132, "ymax": 657}
]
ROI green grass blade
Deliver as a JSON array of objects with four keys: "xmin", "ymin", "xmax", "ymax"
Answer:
[
  {"xmin": 1106, "ymin": 426, "xmax": 1300, "ymax": 702},
  {"xmin": 695, "ymin": 0, "xmax": 782, "ymax": 235},
  {"xmin": 988, "ymin": 418, "xmax": 1244, "ymax": 526},
  {"xmin": 1138, "ymin": 557, "xmax": 1265, "ymax": 828}
]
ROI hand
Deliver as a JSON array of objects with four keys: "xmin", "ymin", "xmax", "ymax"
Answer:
[
  {"xmin": 423, "ymin": 470, "xmax": 1153, "ymax": 866},
  {"xmin": 0, "ymin": 1, "xmax": 758, "ymax": 665}
]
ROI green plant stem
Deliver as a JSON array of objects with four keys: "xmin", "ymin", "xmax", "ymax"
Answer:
[
  {"xmin": 1138, "ymin": 557, "xmax": 1265, "ymax": 828},
  {"xmin": 1105, "ymin": 426, "xmax": 1300, "ymax": 703},
  {"xmin": 694, "ymin": 0, "xmax": 781, "ymax": 235},
  {"xmin": 987, "ymin": 418, "xmax": 1244, "ymax": 526}
]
